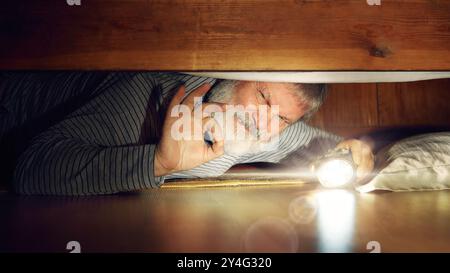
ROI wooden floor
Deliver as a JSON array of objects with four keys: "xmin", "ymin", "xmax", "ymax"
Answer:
[{"xmin": 1, "ymin": 181, "xmax": 449, "ymax": 253}]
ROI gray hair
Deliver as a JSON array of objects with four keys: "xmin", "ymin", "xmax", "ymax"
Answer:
[
  {"xmin": 203, "ymin": 80, "xmax": 238, "ymax": 103},
  {"xmin": 291, "ymin": 83, "xmax": 328, "ymax": 121},
  {"xmin": 205, "ymin": 80, "xmax": 327, "ymax": 121}
]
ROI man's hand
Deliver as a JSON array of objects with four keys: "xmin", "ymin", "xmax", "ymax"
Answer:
[
  {"xmin": 336, "ymin": 139, "xmax": 375, "ymax": 184},
  {"xmin": 154, "ymin": 84, "xmax": 225, "ymax": 177}
]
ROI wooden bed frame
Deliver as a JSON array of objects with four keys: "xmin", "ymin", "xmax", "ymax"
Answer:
[
  {"xmin": 1, "ymin": 0, "xmax": 450, "ymax": 71},
  {"xmin": 1, "ymin": 0, "xmax": 450, "ymax": 138}
]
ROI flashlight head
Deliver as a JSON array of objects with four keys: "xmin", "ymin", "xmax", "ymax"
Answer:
[{"xmin": 311, "ymin": 148, "xmax": 356, "ymax": 188}]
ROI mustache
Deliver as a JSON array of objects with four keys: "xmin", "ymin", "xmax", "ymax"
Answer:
[
  {"xmin": 232, "ymin": 111, "xmax": 273, "ymax": 142},
  {"xmin": 234, "ymin": 111, "xmax": 259, "ymax": 139}
]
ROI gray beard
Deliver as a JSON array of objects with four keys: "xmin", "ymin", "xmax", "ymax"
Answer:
[{"xmin": 203, "ymin": 80, "xmax": 276, "ymax": 156}]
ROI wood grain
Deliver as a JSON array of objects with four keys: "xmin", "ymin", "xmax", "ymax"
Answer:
[
  {"xmin": 378, "ymin": 79, "xmax": 450, "ymax": 126},
  {"xmin": 1, "ymin": 0, "xmax": 450, "ymax": 70},
  {"xmin": 308, "ymin": 79, "xmax": 450, "ymax": 137},
  {"xmin": 309, "ymin": 83, "xmax": 379, "ymax": 128},
  {"xmin": 1, "ymin": 187, "xmax": 449, "ymax": 252}
]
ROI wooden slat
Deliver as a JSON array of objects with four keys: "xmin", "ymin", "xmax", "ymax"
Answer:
[
  {"xmin": 1, "ymin": 0, "xmax": 450, "ymax": 70},
  {"xmin": 312, "ymin": 126, "xmax": 382, "ymax": 138},
  {"xmin": 309, "ymin": 83, "xmax": 379, "ymax": 128},
  {"xmin": 378, "ymin": 79, "xmax": 450, "ymax": 126},
  {"xmin": 310, "ymin": 79, "xmax": 450, "ymax": 137}
]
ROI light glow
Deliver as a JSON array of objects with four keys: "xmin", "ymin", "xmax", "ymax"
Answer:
[
  {"xmin": 316, "ymin": 190, "xmax": 355, "ymax": 252},
  {"xmin": 316, "ymin": 159, "xmax": 355, "ymax": 188}
]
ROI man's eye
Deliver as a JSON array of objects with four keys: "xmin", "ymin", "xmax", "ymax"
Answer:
[
  {"xmin": 259, "ymin": 90, "xmax": 271, "ymax": 105},
  {"xmin": 279, "ymin": 116, "xmax": 289, "ymax": 124},
  {"xmin": 259, "ymin": 90, "xmax": 266, "ymax": 99}
]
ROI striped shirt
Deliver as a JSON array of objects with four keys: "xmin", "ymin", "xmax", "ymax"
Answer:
[{"xmin": 0, "ymin": 72, "xmax": 341, "ymax": 196}]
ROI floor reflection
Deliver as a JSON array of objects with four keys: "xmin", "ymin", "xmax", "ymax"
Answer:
[
  {"xmin": 243, "ymin": 217, "xmax": 298, "ymax": 253},
  {"xmin": 316, "ymin": 190, "xmax": 355, "ymax": 253},
  {"xmin": 2, "ymin": 186, "xmax": 450, "ymax": 252}
]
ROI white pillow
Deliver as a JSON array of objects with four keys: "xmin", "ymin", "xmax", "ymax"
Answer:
[{"xmin": 356, "ymin": 132, "xmax": 450, "ymax": 193}]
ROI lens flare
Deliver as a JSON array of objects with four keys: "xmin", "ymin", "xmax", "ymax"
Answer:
[
  {"xmin": 243, "ymin": 217, "xmax": 298, "ymax": 253},
  {"xmin": 288, "ymin": 196, "xmax": 317, "ymax": 225}
]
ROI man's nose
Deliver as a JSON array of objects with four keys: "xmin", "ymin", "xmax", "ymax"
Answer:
[
  {"xmin": 252, "ymin": 110, "xmax": 266, "ymax": 131},
  {"xmin": 254, "ymin": 108, "xmax": 281, "ymax": 138}
]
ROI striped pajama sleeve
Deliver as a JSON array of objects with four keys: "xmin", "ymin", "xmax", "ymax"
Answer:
[
  {"xmin": 14, "ymin": 135, "xmax": 162, "ymax": 195},
  {"xmin": 12, "ymin": 72, "xmax": 217, "ymax": 195},
  {"xmin": 13, "ymin": 72, "xmax": 167, "ymax": 195}
]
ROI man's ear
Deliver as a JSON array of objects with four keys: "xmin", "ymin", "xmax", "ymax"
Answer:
[{"xmin": 299, "ymin": 109, "xmax": 312, "ymax": 122}]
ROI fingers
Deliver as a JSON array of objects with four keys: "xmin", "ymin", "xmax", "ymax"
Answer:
[
  {"xmin": 182, "ymin": 83, "xmax": 212, "ymax": 109},
  {"xmin": 167, "ymin": 85, "xmax": 186, "ymax": 111},
  {"xmin": 209, "ymin": 138, "xmax": 224, "ymax": 158},
  {"xmin": 356, "ymin": 147, "xmax": 375, "ymax": 182},
  {"xmin": 207, "ymin": 127, "xmax": 224, "ymax": 159},
  {"xmin": 161, "ymin": 86, "xmax": 187, "ymax": 138},
  {"xmin": 337, "ymin": 139, "xmax": 375, "ymax": 182},
  {"xmin": 351, "ymin": 141, "xmax": 363, "ymax": 166},
  {"xmin": 335, "ymin": 140, "xmax": 350, "ymax": 150},
  {"xmin": 166, "ymin": 83, "xmax": 214, "ymax": 116},
  {"xmin": 336, "ymin": 140, "xmax": 362, "ymax": 165},
  {"xmin": 202, "ymin": 116, "xmax": 224, "ymax": 142},
  {"xmin": 202, "ymin": 116, "xmax": 225, "ymax": 160}
]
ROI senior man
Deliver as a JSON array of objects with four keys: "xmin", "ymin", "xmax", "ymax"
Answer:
[{"xmin": 0, "ymin": 72, "xmax": 373, "ymax": 195}]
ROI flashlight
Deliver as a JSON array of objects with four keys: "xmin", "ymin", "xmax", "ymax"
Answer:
[
  {"xmin": 203, "ymin": 111, "xmax": 221, "ymax": 146},
  {"xmin": 311, "ymin": 148, "xmax": 356, "ymax": 188}
]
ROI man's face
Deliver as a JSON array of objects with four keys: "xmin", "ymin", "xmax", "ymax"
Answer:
[
  {"xmin": 205, "ymin": 81, "xmax": 308, "ymax": 155},
  {"xmin": 229, "ymin": 81, "xmax": 307, "ymax": 135}
]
